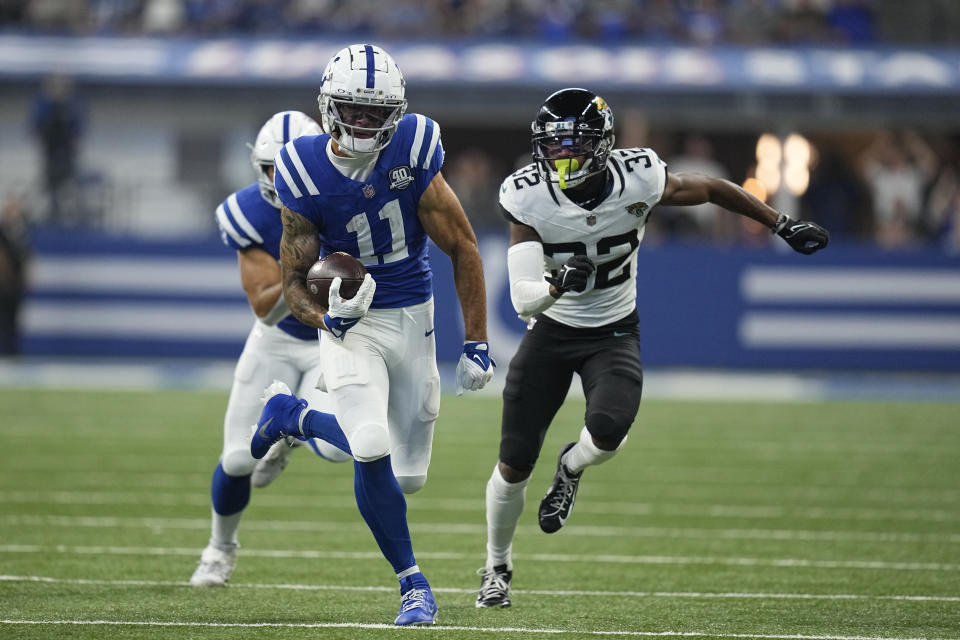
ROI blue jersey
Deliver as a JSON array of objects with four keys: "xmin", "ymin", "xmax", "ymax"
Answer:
[
  {"xmin": 214, "ymin": 183, "xmax": 318, "ymax": 341},
  {"xmin": 273, "ymin": 113, "xmax": 444, "ymax": 309}
]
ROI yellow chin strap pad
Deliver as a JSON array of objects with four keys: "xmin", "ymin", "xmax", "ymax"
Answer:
[{"xmin": 554, "ymin": 158, "xmax": 580, "ymax": 189}]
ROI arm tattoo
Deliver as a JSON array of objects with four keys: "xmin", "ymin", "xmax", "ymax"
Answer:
[{"xmin": 279, "ymin": 207, "xmax": 326, "ymax": 328}]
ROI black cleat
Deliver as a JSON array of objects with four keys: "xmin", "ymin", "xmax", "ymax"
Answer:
[
  {"xmin": 538, "ymin": 442, "xmax": 582, "ymax": 533},
  {"xmin": 476, "ymin": 564, "xmax": 512, "ymax": 608}
]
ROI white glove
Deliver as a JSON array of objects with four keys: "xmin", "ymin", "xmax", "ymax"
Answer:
[
  {"xmin": 323, "ymin": 274, "xmax": 376, "ymax": 339},
  {"xmin": 455, "ymin": 341, "xmax": 495, "ymax": 396}
]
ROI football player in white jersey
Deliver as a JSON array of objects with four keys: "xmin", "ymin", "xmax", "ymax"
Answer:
[
  {"xmin": 189, "ymin": 111, "xmax": 353, "ymax": 589},
  {"xmin": 476, "ymin": 88, "xmax": 829, "ymax": 608},
  {"xmin": 246, "ymin": 44, "xmax": 495, "ymax": 626}
]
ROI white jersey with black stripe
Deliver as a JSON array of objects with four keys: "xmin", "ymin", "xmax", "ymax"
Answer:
[{"xmin": 499, "ymin": 147, "xmax": 667, "ymax": 328}]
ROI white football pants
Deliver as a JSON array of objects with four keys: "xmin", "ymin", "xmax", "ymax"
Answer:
[{"xmin": 317, "ymin": 297, "xmax": 441, "ymax": 494}]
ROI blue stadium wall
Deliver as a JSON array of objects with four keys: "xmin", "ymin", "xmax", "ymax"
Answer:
[{"xmin": 21, "ymin": 231, "xmax": 960, "ymax": 371}]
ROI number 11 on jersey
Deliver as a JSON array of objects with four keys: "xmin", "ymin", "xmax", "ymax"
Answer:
[{"xmin": 346, "ymin": 199, "xmax": 409, "ymax": 266}]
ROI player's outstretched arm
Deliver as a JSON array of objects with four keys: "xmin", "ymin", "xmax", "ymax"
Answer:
[
  {"xmin": 660, "ymin": 172, "xmax": 829, "ymax": 254},
  {"xmin": 418, "ymin": 172, "xmax": 488, "ymax": 342},
  {"xmin": 419, "ymin": 172, "xmax": 494, "ymax": 394},
  {"xmin": 279, "ymin": 205, "xmax": 326, "ymax": 328}
]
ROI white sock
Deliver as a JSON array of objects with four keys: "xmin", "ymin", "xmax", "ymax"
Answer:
[
  {"xmin": 396, "ymin": 565, "xmax": 421, "ymax": 580},
  {"xmin": 210, "ymin": 510, "xmax": 243, "ymax": 548},
  {"xmin": 561, "ymin": 426, "xmax": 627, "ymax": 475},
  {"xmin": 485, "ymin": 464, "xmax": 528, "ymax": 571}
]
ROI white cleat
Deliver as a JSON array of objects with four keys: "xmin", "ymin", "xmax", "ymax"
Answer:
[
  {"xmin": 190, "ymin": 543, "xmax": 238, "ymax": 587},
  {"xmin": 251, "ymin": 436, "xmax": 303, "ymax": 488}
]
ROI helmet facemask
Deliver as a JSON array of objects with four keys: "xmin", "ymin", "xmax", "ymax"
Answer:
[
  {"xmin": 255, "ymin": 163, "xmax": 280, "ymax": 208},
  {"xmin": 248, "ymin": 110, "xmax": 322, "ymax": 207},
  {"xmin": 321, "ymin": 95, "xmax": 406, "ymax": 155},
  {"xmin": 532, "ymin": 128, "xmax": 612, "ymax": 190}
]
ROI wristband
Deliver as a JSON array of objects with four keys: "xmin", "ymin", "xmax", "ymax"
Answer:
[
  {"xmin": 323, "ymin": 313, "xmax": 360, "ymax": 340},
  {"xmin": 772, "ymin": 212, "xmax": 790, "ymax": 234}
]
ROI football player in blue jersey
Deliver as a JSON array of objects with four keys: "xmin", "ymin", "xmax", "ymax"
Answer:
[
  {"xmin": 249, "ymin": 44, "xmax": 495, "ymax": 626},
  {"xmin": 190, "ymin": 111, "xmax": 353, "ymax": 589}
]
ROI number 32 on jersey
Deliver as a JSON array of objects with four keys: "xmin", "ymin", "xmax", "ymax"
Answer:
[{"xmin": 543, "ymin": 228, "xmax": 640, "ymax": 290}]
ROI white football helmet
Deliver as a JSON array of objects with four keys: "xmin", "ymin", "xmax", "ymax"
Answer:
[
  {"xmin": 318, "ymin": 44, "xmax": 407, "ymax": 155},
  {"xmin": 250, "ymin": 110, "xmax": 321, "ymax": 207}
]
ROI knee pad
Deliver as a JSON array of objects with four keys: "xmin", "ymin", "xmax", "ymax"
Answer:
[
  {"xmin": 349, "ymin": 423, "xmax": 391, "ymax": 462},
  {"xmin": 221, "ymin": 447, "xmax": 256, "ymax": 477},
  {"xmin": 418, "ymin": 373, "xmax": 441, "ymax": 423},
  {"xmin": 395, "ymin": 474, "xmax": 427, "ymax": 494},
  {"xmin": 585, "ymin": 410, "xmax": 631, "ymax": 444}
]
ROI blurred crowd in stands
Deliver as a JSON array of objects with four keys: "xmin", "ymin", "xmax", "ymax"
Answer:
[
  {"xmin": 0, "ymin": 1, "xmax": 956, "ymax": 360},
  {"xmin": 3, "ymin": 0, "xmax": 960, "ymax": 254},
  {"xmin": 9, "ymin": 71, "xmax": 960, "ymax": 253},
  {"xmin": 442, "ymin": 127, "xmax": 960, "ymax": 253},
  {"xmin": 1, "ymin": 0, "xmax": 958, "ymax": 45}
]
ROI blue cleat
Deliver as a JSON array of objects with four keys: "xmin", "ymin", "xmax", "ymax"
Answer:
[
  {"xmin": 395, "ymin": 573, "xmax": 437, "ymax": 626},
  {"xmin": 250, "ymin": 381, "xmax": 308, "ymax": 460}
]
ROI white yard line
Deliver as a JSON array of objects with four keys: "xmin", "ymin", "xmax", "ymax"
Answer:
[
  {"xmin": 2, "ymin": 575, "xmax": 958, "ymax": 603},
  {"xmin": 2, "ymin": 474, "xmax": 956, "ymax": 507},
  {"xmin": 4, "ymin": 514, "xmax": 960, "ymax": 545},
  {"xmin": 1, "ymin": 545, "xmax": 957, "ymax": 572},
  {"xmin": 2, "ymin": 491, "xmax": 958, "ymax": 522},
  {"xmin": 3, "ymin": 473, "xmax": 956, "ymax": 505},
  {"xmin": 0, "ymin": 619, "xmax": 954, "ymax": 639}
]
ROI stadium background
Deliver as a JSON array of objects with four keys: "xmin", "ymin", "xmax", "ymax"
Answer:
[
  {"xmin": 0, "ymin": 0, "xmax": 958, "ymax": 383},
  {"xmin": 2, "ymin": 4, "xmax": 960, "ymax": 639}
]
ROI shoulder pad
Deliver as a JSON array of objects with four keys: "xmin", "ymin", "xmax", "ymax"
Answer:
[
  {"xmin": 215, "ymin": 185, "xmax": 267, "ymax": 249},
  {"xmin": 498, "ymin": 164, "xmax": 545, "ymax": 224},
  {"xmin": 395, "ymin": 113, "xmax": 443, "ymax": 172}
]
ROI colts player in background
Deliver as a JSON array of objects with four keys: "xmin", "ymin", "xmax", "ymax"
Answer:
[
  {"xmin": 248, "ymin": 44, "xmax": 494, "ymax": 626},
  {"xmin": 475, "ymin": 88, "xmax": 830, "ymax": 608},
  {"xmin": 189, "ymin": 111, "xmax": 352, "ymax": 589}
]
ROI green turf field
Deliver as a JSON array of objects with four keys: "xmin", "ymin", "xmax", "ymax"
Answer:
[{"xmin": 1, "ymin": 388, "xmax": 958, "ymax": 639}]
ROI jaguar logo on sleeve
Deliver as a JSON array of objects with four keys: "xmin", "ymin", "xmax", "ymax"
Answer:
[{"xmin": 626, "ymin": 201, "xmax": 648, "ymax": 217}]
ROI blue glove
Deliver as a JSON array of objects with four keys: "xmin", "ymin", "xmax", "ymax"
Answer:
[
  {"xmin": 322, "ymin": 314, "xmax": 361, "ymax": 340},
  {"xmin": 455, "ymin": 341, "xmax": 495, "ymax": 396}
]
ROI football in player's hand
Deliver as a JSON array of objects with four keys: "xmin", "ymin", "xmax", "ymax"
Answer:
[{"xmin": 306, "ymin": 252, "xmax": 367, "ymax": 302}]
